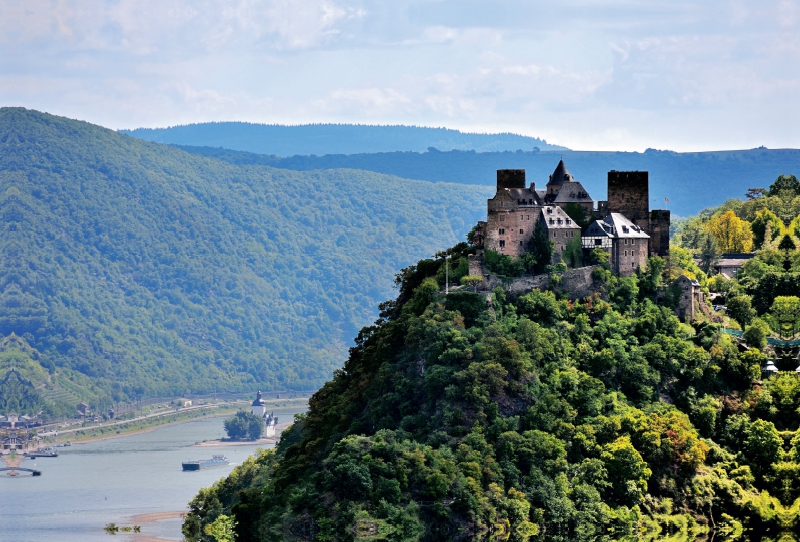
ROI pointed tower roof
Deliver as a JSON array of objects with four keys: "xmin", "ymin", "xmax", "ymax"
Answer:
[{"xmin": 547, "ymin": 159, "xmax": 573, "ymax": 186}]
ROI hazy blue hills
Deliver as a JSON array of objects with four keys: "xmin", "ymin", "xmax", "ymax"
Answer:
[
  {"xmin": 171, "ymin": 145, "xmax": 800, "ymax": 217},
  {"xmin": 120, "ymin": 122, "xmax": 566, "ymax": 155},
  {"xmin": 0, "ymin": 108, "xmax": 490, "ymax": 414}
]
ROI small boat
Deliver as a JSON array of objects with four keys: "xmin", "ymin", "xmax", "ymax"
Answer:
[{"xmin": 182, "ymin": 455, "xmax": 230, "ymax": 471}]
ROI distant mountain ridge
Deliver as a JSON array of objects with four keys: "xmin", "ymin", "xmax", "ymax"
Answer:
[
  {"xmin": 0, "ymin": 108, "xmax": 491, "ymax": 414},
  {"xmin": 120, "ymin": 122, "xmax": 567, "ymax": 155},
  {"xmin": 169, "ymin": 144, "xmax": 800, "ymax": 217}
]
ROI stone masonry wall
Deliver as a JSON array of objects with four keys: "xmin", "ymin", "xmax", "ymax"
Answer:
[{"xmin": 608, "ymin": 171, "xmax": 649, "ymax": 227}]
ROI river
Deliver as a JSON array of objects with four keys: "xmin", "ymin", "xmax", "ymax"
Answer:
[{"xmin": 0, "ymin": 405, "xmax": 308, "ymax": 541}]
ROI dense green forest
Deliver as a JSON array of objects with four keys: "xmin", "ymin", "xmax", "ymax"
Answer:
[
  {"xmin": 161, "ymin": 144, "xmax": 800, "ymax": 218},
  {"xmin": 121, "ymin": 123, "xmax": 565, "ymax": 156},
  {"xmin": 184, "ymin": 177, "xmax": 800, "ymax": 541},
  {"xmin": 0, "ymin": 108, "xmax": 491, "ymax": 415}
]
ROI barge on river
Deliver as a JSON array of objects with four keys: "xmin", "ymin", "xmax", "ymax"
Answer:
[{"xmin": 182, "ymin": 455, "xmax": 229, "ymax": 471}]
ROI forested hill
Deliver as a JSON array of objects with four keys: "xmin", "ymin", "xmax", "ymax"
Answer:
[
  {"xmin": 120, "ymin": 123, "xmax": 566, "ymax": 155},
  {"xmin": 0, "ymin": 108, "xmax": 490, "ymax": 415},
  {"xmin": 170, "ymin": 145, "xmax": 800, "ymax": 217}
]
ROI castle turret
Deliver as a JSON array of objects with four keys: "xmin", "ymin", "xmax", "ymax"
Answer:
[{"xmin": 251, "ymin": 390, "xmax": 267, "ymax": 418}]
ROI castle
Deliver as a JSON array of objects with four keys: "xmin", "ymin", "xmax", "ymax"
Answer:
[
  {"xmin": 250, "ymin": 391, "xmax": 278, "ymax": 437},
  {"xmin": 476, "ymin": 160, "xmax": 670, "ymax": 277}
]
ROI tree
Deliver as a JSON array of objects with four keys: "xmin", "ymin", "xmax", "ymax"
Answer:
[
  {"xmin": 224, "ymin": 411, "xmax": 264, "ymax": 440},
  {"xmin": 727, "ymin": 294, "xmax": 756, "ymax": 328},
  {"xmin": 601, "ymin": 436, "xmax": 651, "ymax": 506},
  {"xmin": 742, "ymin": 419, "xmax": 782, "ymax": 477},
  {"xmin": 751, "ymin": 209, "xmax": 783, "ymax": 249},
  {"xmin": 563, "ymin": 202, "xmax": 589, "ymax": 229},
  {"xmin": 698, "ymin": 235, "xmax": 720, "ymax": 275},
  {"xmin": 563, "ymin": 235, "xmax": 583, "ymax": 268},
  {"xmin": 766, "ymin": 174, "xmax": 800, "ymax": 197},
  {"xmin": 204, "ymin": 515, "xmax": 237, "ymax": 542},
  {"xmin": 526, "ymin": 221, "xmax": 554, "ymax": 274},
  {"xmin": 460, "ymin": 275, "xmax": 483, "ymax": 292},
  {"xmin": 770, "ymin": 296, "xmax": 800, "ymax": 339},
  {"xmin": 705, "ymin": 210, "xmax": 753, "ymax": 253},
  {"xmin": 743, "ymin": 318, "xmax": 771, "ymax": 350}
]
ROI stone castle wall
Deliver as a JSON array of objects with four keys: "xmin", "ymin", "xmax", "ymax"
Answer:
[{"xmin": 608, "ymin": 171, "xmax": 649, "ymax": 227}]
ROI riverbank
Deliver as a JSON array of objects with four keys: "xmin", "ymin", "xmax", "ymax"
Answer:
[
  {"xmin": 193, "ymin": 422, "xmax": 292, "ymax": 446},
  {"xmin": 42, "ymin": 398, "xmax": 308, "ymax": 446}
]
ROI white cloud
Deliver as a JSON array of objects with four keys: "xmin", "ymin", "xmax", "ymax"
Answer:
[{"xmin": 1, "ymin": 0, "xmax": 800, "ymax": 150}]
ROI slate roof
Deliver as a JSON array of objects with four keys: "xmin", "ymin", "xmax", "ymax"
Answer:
[
  {"xmin": 551, "ymin": 181, "xmax": 594, "ymax": 204},
  {"xmin": 547, "ymin": 159, "xmax": 573, "ymax": 186},
  {"xmin": 585, "ymin": 213, "xmax": 649, "ymax": 239},
  {"xmin": 508, "ymin": 188, "xmax": 542, "ymax": 205},
  {"xmin": 539, "ymin": 206, "xmax": 580, "ymax": 229}
]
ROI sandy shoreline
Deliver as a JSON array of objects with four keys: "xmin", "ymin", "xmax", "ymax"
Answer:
[
  {"xmin": 193, "ymin": 422, "xmax": 292, "ymax": 446},
  {"xmin": 128, "ymin": 511, "xmax": 187, "ymax": 524}
]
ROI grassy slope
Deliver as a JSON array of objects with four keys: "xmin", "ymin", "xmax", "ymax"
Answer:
[{"xmin": 0, "ymin": 108, "xmax": 491, "ymax": 407}]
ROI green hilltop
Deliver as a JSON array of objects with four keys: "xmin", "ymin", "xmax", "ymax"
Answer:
[
  {"xmin": 0, "ymin": 108, "xmax": 490, "ymax": 416},
  {"xmin": 182, "ymin": 177, "xmax": 800, "ymax": 541}
]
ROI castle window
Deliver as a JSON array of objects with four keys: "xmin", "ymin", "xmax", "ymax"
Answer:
[
  {"xmin": 520, "ymin": 241, "xmax": 523, "ymax": 246},
  {"xmin": 526, "ymin": 215, "xmax": 530, "ymax": 220},
  {"xmin": 499, "ymin": 228, "xmax": 505, "ymax": 234},
  {"xmin": 624, "ymin": 239, "xmax": 628, "ymax": 245},
  {"xmin": 519, "ymin": 229, "xmax": 524, "ymax": 234},
  {"xmin": 553, "ymin": 232, "xmax": 557, "ymax": 238},
  {"xmin": 625, "ymin": 250, "xmax": 628, "ymax": 256},
  {"xmin": 500, "ymin": 215, "xmax": 505, "ymax": 221},
  {"xmin": 631, "ymin": 239, "xmax": 635, "ymax": 245},
  {"xmin": 499, "ymin": 240, "xmax": 505, "ymax": 248},
  {"xmin": 520, "ymin": 215, "xmax": 523, "ymax": 221}
]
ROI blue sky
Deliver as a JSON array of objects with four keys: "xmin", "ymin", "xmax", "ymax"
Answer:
[{"xmin": 2, "ymin": 0, "xmax": 799, "ymax": 151}]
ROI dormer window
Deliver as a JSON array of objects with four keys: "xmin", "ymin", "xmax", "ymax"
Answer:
[
  {"xmin": 622, "ymin": 226, "xmax": 629, "ymax": 234},
  {"xmin": 547, "ymin": 208, "xmax": 552, "ymax": 214},
  {"xmin": 566, "ymin": 219, "xmax": 572, "ymax": 225},
  {"xmin": 549, "ymin": 218, "xmax": 554, "ymax": 225}
]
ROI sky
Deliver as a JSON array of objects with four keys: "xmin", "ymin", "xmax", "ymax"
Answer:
[{"xmin": 1, "ymin": 0, "xmax": 799, "ymax": 151}]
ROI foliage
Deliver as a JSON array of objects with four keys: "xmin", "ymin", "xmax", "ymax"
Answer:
[
  {"xmin": 563, "ymin": 235, "xmax": 583, "ymax": 269},
  {"xmin": 743, "ymin": 318, "xmax": 771, "ymax": 350},
  {"xmin": 204, "ymin": 515, "xmax": 237, "ymax": 542},
  {"xmin": 484, "ymin": 250, "xmax": 525, "ymax": 278},
  {"xmin": 526, "ymin": 221, "xmax": 554, "ymax": 274},
  {"xmin": 752, "ymin": 209, "xmax": 784, "ymax": 249},
  {"xmin": 698, "ymin": 235, "xmax": 720, "ymax": 275},
  {"xmin": 224, "ymin": 411, "xmax": 264, "ymax": 440},
  {"xmin": 705, "ymin": 210, "xmax": 753, "ymax": 253},
  {"xmin": 183, "ymin": 239, "xmax": 800, "ymax": 540},
  {"xmin": 0, "ymin": 108, "xmax": 491, "ymax": 410}
]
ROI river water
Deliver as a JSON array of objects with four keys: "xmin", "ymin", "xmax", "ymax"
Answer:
[{"xmin": 0, "ymin": 405, "xmax": 308, "ymax": 542}]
